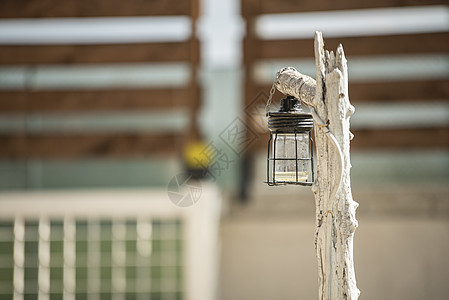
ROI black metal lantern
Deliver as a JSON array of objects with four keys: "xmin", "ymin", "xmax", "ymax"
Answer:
[{"xmin": 266, "ymin": 95, "xmax": 314, "ymax": 186}]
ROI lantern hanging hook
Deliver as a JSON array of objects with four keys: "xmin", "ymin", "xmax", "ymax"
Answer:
[{"xmin": 265, "ymin": 66, "xmax": 297, "ymax": 116}]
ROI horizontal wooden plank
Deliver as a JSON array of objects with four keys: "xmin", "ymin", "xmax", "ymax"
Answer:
[
  {"xmin": 243, "ymin": 0, "xmax": 447, "ymax": 15},
  {"xmin": 349, "ymin": 79, "xmax": 449, "ymax": 102},
  {"xmin": 0, "ymin": 133, "xmax": 183, "ymax": 158},
  {"xmin": 0, "ymin": 129, "xmax": 447, "ymax": 157},
  {"xmin": 0, "ymin": 88, "xmax": 193, "ymax": 112},
  {"xmin": 0, "ymin": 0, "xmax": 192, "ymax": 18},
  {"xmin": 0, "ymin": 41, "xmax": 199, "ymax": 65},
  {"xmin": 250, "ymin": 32, "xmax": 449, "ymax": 59},
  {"xmin": 251, "ymin": 79, "xmax": 449, "ymax": 103},
  {"xmin": 249, "ymin": 126, "xmax": 449, "ymax": 150},
  {"xmin": 351, "ymin": 126, "xmax": 449, "ymax": 149}
]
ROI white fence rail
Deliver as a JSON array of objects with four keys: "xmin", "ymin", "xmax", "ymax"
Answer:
[{"xmin": 0, "ymin": 186, "xmax": 221, "ymax": 300}]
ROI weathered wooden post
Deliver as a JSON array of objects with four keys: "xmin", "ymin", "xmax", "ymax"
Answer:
[{"xmin": 273, "ymin": 31, "xmax": 359, "ymax": 299}]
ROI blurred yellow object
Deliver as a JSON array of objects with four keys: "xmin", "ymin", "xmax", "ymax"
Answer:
[{"xmin": 183, "ymin": 141, "xmax": 212, "ymax": 169}]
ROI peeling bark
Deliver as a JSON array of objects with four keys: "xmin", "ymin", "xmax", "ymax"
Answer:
[{"xmin": 276, "ymin": 32, "xmax": 359, "ymax": 300}]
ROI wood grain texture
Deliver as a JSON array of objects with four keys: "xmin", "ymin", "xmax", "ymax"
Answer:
[
  {"xmin": 349, "ymin": 79, "xmax": 449, "ymax": 102},
  {"xmin": 254, "ymin": 32, "xmax": 449, "ymax": 59},
  {"xmin": 0, "ymin": 0, "xmax": 192, "ymax": 18},
  {"xmin": 251, "ymin": 126, "xmax": 449, "ymax": 150},
  {"xmin": 351, "ymin": 126, "xmax": 449, "ymax": 149},
  {"xmin": 0, "ymin": 88, "xmax": 192, "ymax": 112},
  {"xmin": 0, "ymin": 133, "xmax": 182, "ymax": 158},
  {"xmin": 251, "ymin": 79, "xmax": 449, "ymax": 103},
  {"xmin": 0, "ymin": 41, "xmax": 199, "ymax": 65},
  {"xmin": 243, "ymin": 0, "xmax": 448, "ymax": 15},
  {"xmin": 310, "ymin": 33, "xmax": 360, "ymax": 299}
]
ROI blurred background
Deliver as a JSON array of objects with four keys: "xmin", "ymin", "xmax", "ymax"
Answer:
[{"xmin": 0, "ymin": 0, "xmax": 448, "ymax": 299}]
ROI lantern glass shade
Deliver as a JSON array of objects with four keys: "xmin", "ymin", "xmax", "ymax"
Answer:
[
  {"xmin": 267, "ymin": 131, "xmax": 314, "ymax": 186},
  {"xmin": 266, "ymin": 96, "xmax": 314, "ymax": 186},
  {"xmin": 273, "ymin": 132, "xmax": 309, "ymax": 182}
]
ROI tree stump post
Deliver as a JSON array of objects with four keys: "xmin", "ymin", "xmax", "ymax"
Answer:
[{"xmin": 275, "ymin": 31, "xmax": 359, "ymax": 299}]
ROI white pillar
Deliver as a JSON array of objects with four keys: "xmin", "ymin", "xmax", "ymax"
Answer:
[
  {"xmin": 87, "ymin": 220, "xmax": 101, "ymax": 300},
  {"xmin": 38, "ymin": 217, "xmax": 51, "ymax": 300},
  {"xmin": 112, "ymin": 219, "xmax": 127, "ymax": 300},
  {"xmin": 63, "ymin": 217, "xmax": 76, "ymax": 300},
  {"xmin": 13, "ymin": 218, "xmax": 25, "ymax": 300},
  {"xmin": 136, "ymin": 217, "xmax": 152, "ymax": 300}
]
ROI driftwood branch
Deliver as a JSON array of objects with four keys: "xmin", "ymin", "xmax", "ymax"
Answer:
[
  {"xmin": 275, "ymin": 68, "xmax": 316, "ymax": 107},
  {"xmin": 275, "ymin": 31, "xmax": 359, "ymax": 300}
]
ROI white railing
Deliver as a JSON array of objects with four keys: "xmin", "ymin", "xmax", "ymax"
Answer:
[{"xmin": 0, "ymin": 185, "xmax": 221, "ymax": 300}]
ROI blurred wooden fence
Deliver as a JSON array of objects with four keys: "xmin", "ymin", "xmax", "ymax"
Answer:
[
  {"xmin": 0, "ymin": 0, "xmax": 448, "ymax": 159},
  {"xmin": 0, "ymin": 0, "xmax": 200, "ymax": 158},
  {"xmin": 242, "ymin": 0, "xmax": 449, "ymax": 150}
]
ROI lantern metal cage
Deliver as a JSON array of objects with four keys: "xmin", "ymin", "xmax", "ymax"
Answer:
[{"xmin": 266, "ymin": 96, "xmax": 314, "ymax": 186}]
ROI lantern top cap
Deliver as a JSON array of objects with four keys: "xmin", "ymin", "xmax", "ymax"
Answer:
[
  {"xmin": 267, "ymin": 95, "xmax": 313, "ymax": 132},
  {"xmin": 267, "ymin": 95, "xmax": 312, "ymax": 118},
  {"xmin": 279, "ymin": 95, "xmax": 303, "ymax": 113}
]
